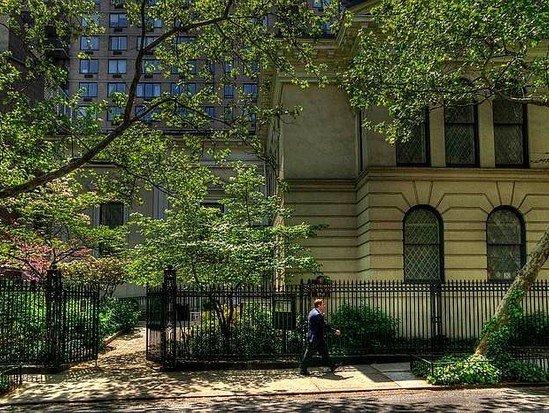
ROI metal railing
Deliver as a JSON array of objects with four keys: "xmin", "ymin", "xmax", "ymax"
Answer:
[
  {"xmin": 0, "ymin": 268, "xmax": 100, "ymax": 370},
  {"xmin": 146, "ymin": 269, "xmax": 549, "ymax": 368}
]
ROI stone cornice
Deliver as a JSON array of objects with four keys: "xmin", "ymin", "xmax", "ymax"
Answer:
[{"xmin": 357, "ymin": 167, "xmax": 549, "ymax": 187}]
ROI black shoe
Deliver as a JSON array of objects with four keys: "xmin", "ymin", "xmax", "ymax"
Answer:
[
  {"xmin": 330, "ymin": 363, "xmax": 341, "ymax": 373},
  {"xmin": 299, "ymin": 370, "xmax": 310, "ymax": 376}
]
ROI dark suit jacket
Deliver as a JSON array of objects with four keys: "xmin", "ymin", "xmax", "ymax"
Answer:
[{"xmin": 306, "ymin": 307, "xmax": 334, "ymax": 347}]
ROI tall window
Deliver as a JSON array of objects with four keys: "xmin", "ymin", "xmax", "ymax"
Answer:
[
  {"xmin": 493, "ymin": 98, "xmax": 528, "ymax": 167},
  {"xmin": 403, "ymin": 206, "xmax": 443, "ymax": 282},
  {"xmin": 223, "ymin": 84, "xmax": 234, "ymax": 98},
  {"xmin": 445, "ymin": 103, "xmax": 478, "ymax": 166},
  {"xmin": 396, "ymin": 111, "xmax": 430, "ymax": 166},
  {"xmin": 98, "ymin": 202, "xmax": 125, "ymax": 255},
  {"xmin": 99, "ymin": 202, "xmax": 125, "ymax": 228},
  {"xmin": 487, "ymin": 207, "xmax": 525, "ymax": 282}
]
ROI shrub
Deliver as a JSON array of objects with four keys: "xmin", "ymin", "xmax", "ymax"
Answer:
[
  {"xmin": 499, "ymin": 359, "xmax": 548, "ymax": 383},
  {"xmin": 508, "ymin": 311, "xmax": 549, "ymax": 347},
  {"xmin": 99, "ymin": 297, "xmax": 141, "ymax": 340},
  {"xmin": 0, "ymin": 374, "xmax": 9, "ymax": 394},
  {"xmin": 329, "ymin": 302, "xmax": 399, "ymax": 353},
  {"xmin": 188, "ymin": 302, "xmax": 302, "ymax": 358},
  {"xmin": 427, "ymin": 355, "xmax": 501, "ymax": 385}
]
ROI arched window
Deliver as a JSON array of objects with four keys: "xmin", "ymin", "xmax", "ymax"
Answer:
[
  {"xmin": 403, "ymin": 206, "xmax": 444, "ymax": 282},
  {"xmin": 487, "ymin": 207, "xmax": 525, "ymax": 281}
]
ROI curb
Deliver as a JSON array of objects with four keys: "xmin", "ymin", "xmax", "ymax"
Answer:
[{"xmin": 0, "ymin": 384, "xmax": 433, "ymax": 407}]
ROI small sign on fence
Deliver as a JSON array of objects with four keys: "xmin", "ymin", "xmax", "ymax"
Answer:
[{"xmin": 190, "ymin": 311, "xmax": 201, "ymax": 326}]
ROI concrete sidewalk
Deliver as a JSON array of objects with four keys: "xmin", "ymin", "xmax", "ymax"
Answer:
[{"xmin": 0, "ymin": 328, "xmax": 432, "ymax": 407}]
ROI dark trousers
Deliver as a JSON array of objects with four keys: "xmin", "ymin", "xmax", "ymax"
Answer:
[{"xmin": 299, "ymin": 340, "xmax": 334, "ymax": 372}]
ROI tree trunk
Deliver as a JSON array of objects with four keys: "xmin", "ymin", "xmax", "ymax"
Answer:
[{"xmin": 475, "ymin": 227, "xmax": 549, "ymax": 355}]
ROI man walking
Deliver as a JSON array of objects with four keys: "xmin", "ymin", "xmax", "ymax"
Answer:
[{"xmin": 299, "ymin": 298, "xmax": 341, "ymax": 375}]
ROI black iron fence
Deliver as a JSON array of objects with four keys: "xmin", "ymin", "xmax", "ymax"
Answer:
[
  {"xmin": 0, "ymin": 365, "xmax": 22, "ymax": 396},
  {"xmin": 146, "ymin": 269, "xmax": 549, "ymax": 369},
  {"xmin": 0, "ymin": 268, "xmax": 100, "ymax": 370}
]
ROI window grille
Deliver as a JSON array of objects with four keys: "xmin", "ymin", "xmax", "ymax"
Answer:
[
  {"xmin": 404, "ymin": 207, "xmax": 443, "ymax": 282},
  {"xmin": 494, "ymin": 99, "xmax": 527, "ymax": 167},
  {"xmin": 445, "ymin": 104, "xmax": 478, "ymax": 166},
  {"xmin": 487, "ymin": 208, "xmax": 525, "ymax": 281}
]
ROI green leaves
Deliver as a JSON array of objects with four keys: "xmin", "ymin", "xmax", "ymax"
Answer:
[
  {"xmin": 344, "ymin": 0, "xmax": 549, "ymax": 142},
  {"xmin": 129, "ymin": 163, "xmax": 319, "ymax": 286},
  {"xmin": 0, "ymin": 175, "xmax": 128, "ymax": 279}
]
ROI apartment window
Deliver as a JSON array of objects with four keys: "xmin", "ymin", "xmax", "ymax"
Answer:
[
  {"xmin": 108, "ymin": 59, "xmax": 127, "ymax": 74},
  {"xmin": 136, "ymin": 36, "xmax": 158, "ymax": 49},
  {"xmin": 243, "ymin": 83, "xmax": 258, "ymax": 98},
  {"xmin": 206, "ymin": 60, "xmax": 215, "ymax": 74},
  {"xmin": 135, "ymin": 105, "xmax": 157, "ymax": 122},
  {"xmin": 204, "ymin": 106, "xmax": 215, "ymax": 119},
  {"xmin": 487, "ymin": 207, "xmax": 525, "ymax": 282},
  {"xmin": 79, "ymin": 82, "xmax": 98, "ymax": 98},
  {"xmin": 396, "ymin": 111, "xmax": 430, "ymax": 166},
  {"xmin": 170, "ymin": 83, "xmax": 182, "ymax": 96},
  {"xmin": 175, "ymin": 35, "xmax": 195, "ymax": 44},
  {"xmin": 188, "ymin": 60, "xmax": 197, "ymax": 75},
  {"xmin": 81, "ymin": 14, "xmax": 100, "ymax": 28},
  {"xmin": 107, "ymin": 106, "xmax": 124, "ymax": 122},
  {"xmin": 77, "ymin": 106, "xmax": 89, "ymax": 117},
  {"xmin": 445, "ymin": 103, "xmax": 478, "ymax": 166},
  {"xmin": 223, "ymin": 106, "xmax": 234, "ymax": 122},
  {"xmin": 223, "ymin": 61, "xmax": 233, "ymax": 73},
  {"xmin": 109, "ymin": 13, "xmax": 128, "ymax": 28},
  {"xmin": 109, "ymin": 36, "xmax": 128, "ymax": 50},
  {"xmin": 136, "ymin": 83, "xmax": 161, "ymax": 98},
  {"xmin": 107, "ymin": 82, "xmax": 127, "ymax": 97},
  {"xmin": 79, "ymin": 59, "xmax": 99, "ymax": 74},
  {"xmin": 493, "ymin": 98, "xmax": 528, "ymax": 167},
  {"xmin": 142, "ymin": 59, "xmax": 161, "ymax": 74},
  {"xmin": 185, "ymin": 83, "xmax": 196, "ymax": 95},
  {"xmin": 223, "ymin": 84, "xmax": 234, "ymax": 98},
  {"xmin": 142, "ymin": 17, "xmax": 162, "ymax": 29},
  {"xmin": 403, "ymin": 206, "xmax": 443, "ymax": 282},
  {"xmin": 313, "ymin": 0, "xmax": 327, "ymax": 10},
  {"xmin": 80, "ymin": 36, "xmax": 100, "ymax": 50}
]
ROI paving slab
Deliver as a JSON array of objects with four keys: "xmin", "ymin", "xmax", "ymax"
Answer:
[{"xmin": 0, "ymin": 328, "xmax": 433, "ymax": 407}]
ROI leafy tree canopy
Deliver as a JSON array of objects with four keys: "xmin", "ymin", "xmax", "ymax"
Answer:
[
  {"xmin": 0, "ymin": 175, "xmax": 127, "ymax": 279},
  {"xmin": 0, "ymin": 0, "xmax": 339, "ymax": 200},
  {"xmin": 343, "ymin": 0, "xmax": 549, "ymax": 142},
  {"xmin": 129, "ymin": 162, "xmax": 320, "ymax": 286}
]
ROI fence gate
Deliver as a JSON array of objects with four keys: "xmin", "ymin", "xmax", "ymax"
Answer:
[{"xmin": 0, "ymin": 268, "xmax": 100, "ymax": 370}]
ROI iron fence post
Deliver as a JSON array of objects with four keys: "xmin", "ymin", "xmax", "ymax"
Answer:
[
  {"xmin": 161, "ymin": 265, "xmax": 177, "ymax": 370},
  {"xmin": 45, "ymin": 266, "xmax": 63, "ymax": 370},
  {"xmin": 430, "ymin": 282, "xmax": 443, "ymax": 353}
]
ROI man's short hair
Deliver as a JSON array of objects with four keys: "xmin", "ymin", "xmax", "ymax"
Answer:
[{"xmin": 314, "ymin": 299, "xmax": 323, "ymax": 308}]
